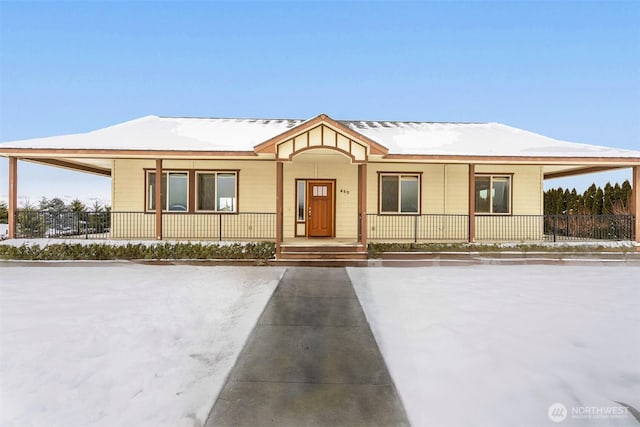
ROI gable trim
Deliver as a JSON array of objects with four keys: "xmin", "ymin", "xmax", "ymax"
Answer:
[{"xmin": 253, "ymin": 113, "xmax": 389, "ymax": 156}]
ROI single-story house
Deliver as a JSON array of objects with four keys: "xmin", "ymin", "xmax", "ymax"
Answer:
[{"xmin": 1, "ymin": 113, "xmax": 639, "ymax": 258}]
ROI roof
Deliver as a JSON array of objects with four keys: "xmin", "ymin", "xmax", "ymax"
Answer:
[
  {"xmin": 343, "ymin": 120, "xmax": 640, "ymax": 158},
  {"xmin": 1, "ymin": 114, "xmax": 639, "ymax": 159}
]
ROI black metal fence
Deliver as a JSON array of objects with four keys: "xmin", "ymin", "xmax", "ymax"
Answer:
[
  {"xmin": 367, "ymin": 213, "xmax": 635, "ymax": 243},
  {"xmin": 13, "ymin": 211, "xmax": 276, "ymax": 241},
  {"xmin": 10, "ymin": 211, "xmax": 635, "ymax": 242},
  {"xmin": 476, "ymin": 215, "xmax": 545, "ymax": 242},
  {"xmin": 367, "ymin": 214, "xmax": 469, "ymax": 242},
  {"xmin": 15, "ymin": 210, "xmax": 112, "ymax": 239},
  {"xmin": 543, "ymin": 214, "xmax": 635, "ymax": 242}
]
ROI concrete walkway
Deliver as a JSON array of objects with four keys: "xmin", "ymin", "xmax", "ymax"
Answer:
[{"xmin": 205, "ymin": 267, "xmax": 410, "ymax": 427}]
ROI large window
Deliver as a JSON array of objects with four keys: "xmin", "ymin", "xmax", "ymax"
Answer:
[
  {"xmin": 148, "ymin": 172, "xmax": 188, "ymax": 211},
  {"xmin": 196, "ymin": 172, "xmax": 237, "ymax": 212},
  {"xmin": 380, "ymin": 174, "xmax": 420, "ymax": 213},
  {"xmin": 475, "ymin": 175, "xmax": 511, "ymax": 214},
  {"xmin": 147, "ymin": 170, "xmax": 238, "ymax": 212}
]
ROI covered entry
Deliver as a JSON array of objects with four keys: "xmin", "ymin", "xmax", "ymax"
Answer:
[{"xmin": 254, "ymin": 114, "xmax": 388, "ymax": 257}]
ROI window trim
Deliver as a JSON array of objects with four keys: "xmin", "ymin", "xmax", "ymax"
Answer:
[
  {"xmin": 474, "ymin": 173, "xmax": 513, "ymax": 215},
  {"xmin": 144, "ymin": 168, "xmax": 239, "ymax": 214},
  {"xmin": 146, "ymin": 170, "xmax": 189, "ymax": 212},
  {"xmin": 195, "ymin": 171, "xmax": 239, "ymax": 213},
  {"xmin": 295, "ymin": 179, "xmax": 306, "ymax": 223},
  {"xmin": 377, "ymin": 172, "xmax": 422, "ymax": 215}
]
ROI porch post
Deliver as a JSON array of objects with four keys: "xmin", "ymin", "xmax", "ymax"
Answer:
[
  {"xmin": 358, "ymin": 163, "xmax": 367, "ymax": 247},
  {"xmin": 155, "ymin": 159, "xmax": 163, "ymax": 240},
  {"xmin": 276, "ymin": 161, "xmax": 283, "ymax": 258},
  {"xmin": 633, "ymin": 166, "xmax": 639, "ymax": 244},
  {"xmin": 468, "ymin": 164, "xmax": 475, "ymax": 243},
  {"xmin": 8, "ymin": 157, "xmax": 17, "ymax": 239}
]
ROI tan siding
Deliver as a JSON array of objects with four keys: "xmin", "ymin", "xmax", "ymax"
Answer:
[
  {"xmin": 111, "ymin": 159, "xmax": 276, "ymax": 240},
  {"xmin": 112, "ymin": 159, "xmax": 152, "ymax": 211},
  {"xmin": 319, "ymin": 162, "xmax": 357, "ymax": 240},
  {"xmin": 366, "ymin": 163, "xmax": 446, "ymax": 214},
  {"xmin": 474, "ymin": 165, "xmax": 544, "ymax": 241},
  {"xmin": 444, "ymin": 164, "xmax": 469, "ymax": 214},
  {"xmin": 110, "ymin": 158, "xmax": 543, "ymax": 242},
  {"xmin": 283, "ymin": 151, "xmax": 358, "ymax": 240},
  {"xmin": 475, "ymin": 164, "xmax": 542, "ymax": 215},
  {"xmin": 112, "ymin": 159, "xmax": 276, "ymax": 213}
]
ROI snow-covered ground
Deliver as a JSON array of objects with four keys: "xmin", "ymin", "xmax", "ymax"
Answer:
[
  {"xmin": 349, "ymin": 265, "xmax": 640, "ymax": 427},
  {"xmin": 3, "ymin": 264, "xmax": 639, "ymax": 427},
  {"xmin": 0, "ymin": 265, "xmax": 284, "ymax": 427}
]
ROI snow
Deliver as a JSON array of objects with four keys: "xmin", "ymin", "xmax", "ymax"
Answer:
[
  {"xmin": 0, "ymin": 265, "xmax": 284, "ymax": 427},
  {"xmin": 348, "ymin": 121, "xmax": 640, "ymax": 158},
  {"xmin": 487, "ymin": 241, "xmax": 639, "ymax": 249},
  {"xmin": 348, "ymin": 265, "xmax": 640, "ymax": 427},
  {"xmin": 0, "ymin": 224, "xmax": 8, "ymax": 239},
  {"xmin": 0, "ymin": 116, "xmax": 303, "ymax": 152},
  {"xmin": 1, "ymin": 115, "xmax": 638, "ymax": 158}
]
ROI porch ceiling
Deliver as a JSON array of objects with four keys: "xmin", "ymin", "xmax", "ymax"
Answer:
[
  {"xmin": 22, "ymin": 157, "xmax": 112, "ymax": 177},
  {"xmin": 542, "ymin": 164, "xmax": 629, "ymax": 180},
  {"xmin": 292, "ymin": 149, "xmax": 353, "ymax": 164}
]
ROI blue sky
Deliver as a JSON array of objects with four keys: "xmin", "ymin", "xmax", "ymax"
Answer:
[{"xmin": 1, "ymin": 1, "xmax": 639, "ymax": 205}]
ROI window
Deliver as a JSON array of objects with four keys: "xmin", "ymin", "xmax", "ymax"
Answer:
[
  {"xmin": 475, "ymin": 175, "xmax": 511, "ymax": 214},
  {"xmin": 148, "ymin": 172, "xmax": 188, "ymax": 211},
  {"xmin": 196, "ymin": 172, "xmax": 237, "ymax": 212},
  {"xmin": 380, "ymin": 174, "xmax": 420, "ymax": 213},
  {"xmin": 296, "ymin": 180, "xmax": 306, "ymax": 221},
  {"xmin": 147, "ymin": 170, "xmax": 238, "ymax": 213}
]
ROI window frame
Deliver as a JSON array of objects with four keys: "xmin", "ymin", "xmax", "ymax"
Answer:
[
  {"xmin": 195, "ymin": 171, "xmax": 238, "ymax": 213},
  {"xmin": 295, "ymin": 179, "xmax": 306, "ymax": 223},
  {"xmin": 474, "ymin": 174, "xmax": 512, "ymax": 215},
  {"xmin": 144, "ymin": 168, "xmax": 239, "ymax": 214},
  {"xmin": 377, "ymin": 172, "xmax": 422, "ymax": 215},
  {"xmin": 146, "ymin": 170, "xmax": 189, "ymax": 212}
]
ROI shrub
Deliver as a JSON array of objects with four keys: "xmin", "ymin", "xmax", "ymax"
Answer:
[{"xmin": 0, "ymin": 242, "xmax": 276, "ymax": 261}]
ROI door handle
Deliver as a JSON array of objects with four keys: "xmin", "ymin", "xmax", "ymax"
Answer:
[{"xmin": 308, "ymin": 208, "xmax": 312, "ymax": 218}]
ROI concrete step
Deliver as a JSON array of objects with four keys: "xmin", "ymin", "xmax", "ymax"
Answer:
[
  {"xmin": 280, "ymin": 244, "xmax": 365, "ymax": 253},
  {"xmin": 279, "ymin": 251, "xmax": 368, "ymax": 260}
]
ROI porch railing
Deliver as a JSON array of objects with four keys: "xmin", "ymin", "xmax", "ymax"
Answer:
[
  {"xmin": 367, "ymin": 213, "xmax": 635, "ymax": 243},
  {"xmin": 367, "ymin": 214, "xmax": 469, "ymax": 242},
  {"xmin": 542, "ymin": 214, "xmax": 635, "ymax": 242},
  {"xmin": 9, "ymin": 211, "xmax": 635, "ymax": 242},
  {"xmin": 12, "ymin": 211, "xmax": 276, "ymax": 241}
]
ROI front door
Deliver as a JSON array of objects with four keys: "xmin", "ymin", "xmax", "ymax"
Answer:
[{"xmin": 307, "ymin": 181, "xmax": 334, "ymax": 237}]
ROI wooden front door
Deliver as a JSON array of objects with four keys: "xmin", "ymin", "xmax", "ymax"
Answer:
[{"xmin": 307, "ymin": 181, "xmax": 334, "ymax": 237}]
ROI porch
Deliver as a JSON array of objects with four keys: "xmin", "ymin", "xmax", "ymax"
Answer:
[{"xmin": 10, "ymin": 210, "xmax": 636, "ymax": 244}]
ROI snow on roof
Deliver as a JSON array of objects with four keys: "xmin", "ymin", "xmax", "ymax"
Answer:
[
  {"xmin": 342, "ymin": 120, "xmax": 640, "ymax": 158},
  {"xmin": 0, "ymin": 116, "xmax": 305, "ymax": 152},
  {"xmin": 1, "ymin": 115, "xmax": 639, "ymax": 158}
]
